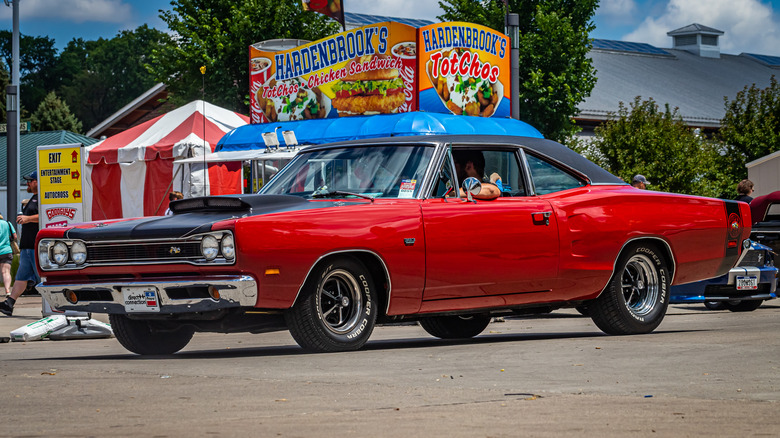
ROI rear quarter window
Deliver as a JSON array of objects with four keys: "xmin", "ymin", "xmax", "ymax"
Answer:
[{"xmin": 525, "ymin": 153, "xmax": 585, "ymax": 195}]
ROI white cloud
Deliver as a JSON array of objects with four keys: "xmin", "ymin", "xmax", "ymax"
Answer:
[
  {"xmin": 0, "ymin": 0, "xmax": 133, "ymax": 23},
  {"xmin": 347, "ymin": 0, "xmax": 443, "ymax": 21},
  {"xmin": 600, "ymin": 0, "xmax": 638, "ymax": 17},
  {"xmin": 624, "ymin": 0, "xmax": 780, "ymax": 55}
]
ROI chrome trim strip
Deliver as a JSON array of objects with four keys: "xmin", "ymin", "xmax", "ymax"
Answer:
[
  {"xmin": 292, "ymin": 249, "xmax": 393, "ymax": 314},
  {"xmin": 37, "ymin": 275, "xmax": 257, "ymax": 314}
]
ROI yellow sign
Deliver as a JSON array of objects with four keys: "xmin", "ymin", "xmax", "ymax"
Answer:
[{"xmin": 38, "ymin": 145, "xmax": 84, "ymax": 205}]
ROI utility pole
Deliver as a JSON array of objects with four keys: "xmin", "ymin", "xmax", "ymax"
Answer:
[
  {"xmin": 5, "ymin": 0, "xmax": 20, "ymax": 222},
  {"xmin": 505, "ymin": 12, "xmax": 519, "ymax": 120}
]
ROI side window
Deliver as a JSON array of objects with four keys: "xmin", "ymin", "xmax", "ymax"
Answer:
[
  {"xmin": 525, "ymin": 153, "xmax": 585, "ymax": 195},
  {"xmin": 482, "ymin": 150, "xmax": 526, "ymax": 197}
]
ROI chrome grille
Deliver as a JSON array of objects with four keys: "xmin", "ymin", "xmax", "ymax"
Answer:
[
  {"xmin": 87, "ymin": 241, "xmax": 202, "ymax": 263},
  {"xmin": 738, "ymin": 249, "xmax": 767, "ymax": 267}
]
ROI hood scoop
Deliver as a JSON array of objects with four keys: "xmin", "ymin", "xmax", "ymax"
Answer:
[{"xmin": 170, "ymin": 196, "xmax": 252, "ymax": 214}]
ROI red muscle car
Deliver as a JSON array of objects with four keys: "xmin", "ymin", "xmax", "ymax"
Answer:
[{"xmin": 36, "ymin": 135, "xmax": 751, "ymax": 354}]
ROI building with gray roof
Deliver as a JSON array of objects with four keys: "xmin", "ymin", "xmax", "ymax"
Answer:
[{"xmin": 578, "ymin": 23, "xmax": 779, "ymax": 135}]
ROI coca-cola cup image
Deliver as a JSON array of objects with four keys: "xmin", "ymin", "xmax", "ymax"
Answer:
[
  {"xmin": 250, "ymin": 57, "xmax": 272, "ymax": 123},
  {"xmin": 392, "ymin": 42, "xmax": 417, "ymax": 113}
]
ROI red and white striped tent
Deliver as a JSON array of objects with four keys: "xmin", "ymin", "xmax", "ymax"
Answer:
[{"xmin": 84, "ymin": 101, "xmax": 249, "ymax": 220}]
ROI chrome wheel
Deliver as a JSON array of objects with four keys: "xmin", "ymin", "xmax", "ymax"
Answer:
[
  {"xmin": 621, "ymin": 253, "xmax": 659, "ymax": 317},
  {"xmin": 317, "ymin": 269, "xmax": 363, "ymax": 335},
  {"xmin": 589, "ymin": 243, "xmax": 670, "ymax": 335}
]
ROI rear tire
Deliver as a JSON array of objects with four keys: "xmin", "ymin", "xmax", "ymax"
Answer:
[
  {"xmin": 109, "ymin": 314, "xmax": 194, "ymax": 355},
  {"xmin": 419, "ymin": 314, "xmax": 491, "ymax": 339},
  {"xmin": 590, "ymin": 243, "xmax": 670, "ymax": 335},
  {"xmin": 724, "ymin": 300, "xmax": 763, "ymax": 312},
  {"xmin": 285, "ymin": 257, "xmax": 377, "ymax": 352}
]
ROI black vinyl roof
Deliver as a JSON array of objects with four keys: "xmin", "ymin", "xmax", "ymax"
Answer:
[{"xmin": 304, "ymin": 134, "xmax": 625, "ymax": 186}]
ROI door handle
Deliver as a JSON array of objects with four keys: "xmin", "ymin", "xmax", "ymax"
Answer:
[{"xmin": 532, "ymin": 211, "xmax": 552, "ymax": 226}]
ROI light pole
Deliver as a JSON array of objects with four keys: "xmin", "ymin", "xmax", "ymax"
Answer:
[
  {"xmin": 5, "ymin": 0, "xmax": 20, "ymax": 222},
  {"xmin": 505, "ymin": 12, "xmax": 519, "ymax": 120}
]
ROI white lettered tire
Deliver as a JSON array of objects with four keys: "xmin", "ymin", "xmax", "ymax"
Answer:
[
  {"xmin": 285, "ymin": 257, "xmax": 377, "ymax": 352},
  {"xmin": 589, "ymin": 242, "xmax": 670, "ymax": 335}
]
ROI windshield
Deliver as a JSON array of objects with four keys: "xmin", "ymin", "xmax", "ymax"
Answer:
[{"xmin": 260, "ymin": 145, "xmax": 435, "ymax": 199}]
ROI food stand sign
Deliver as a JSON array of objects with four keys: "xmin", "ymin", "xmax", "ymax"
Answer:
[
  {"xmin": 36, "ymin": 143, "xmax": 86, "ymax": 228},
  {"xmin": 417, "ymin": 22, "xmax": 510, "ymax": 118},
  {"xmin": 250, "ymin": 22, "xmax": 418, "ymax": 124}
]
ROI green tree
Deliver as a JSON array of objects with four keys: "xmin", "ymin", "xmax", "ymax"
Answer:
[
  {"xmin": 30, "ymin": 91, "xmax": 83, "ymax": 133},
  {"xmin": 438, "ymin": 0, "xmax": 597, "ymax": 142},
  {"xmin": 58, "ymin": 26, "xmax": 173, "ymax": 130},
  {"xmin": 0, "ymin": 31, "xmax": 60, "ymax": 112},
  {"xmin": 574, "ymin": 97, "xmax": 729, "ymax": 197},
  {"xmin": 718, "ymin": 75, "xmax": 780, "ymax": 181},
  {"xmin": 150, "ymin": 0, "xmax": 340, "ymax": 112}
]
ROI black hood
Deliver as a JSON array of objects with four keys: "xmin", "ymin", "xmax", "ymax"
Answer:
[{"xmin": 65, "ymin": 194, "xmax": 312, "ymax": 241}]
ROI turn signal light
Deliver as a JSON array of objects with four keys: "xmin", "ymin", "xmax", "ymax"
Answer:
[
  {"xmin": 208, "ymin": 286, "xmax": 220, "ymax": 300},
  {"xmin": 65, "ymin": 289, "xmax": 78, "ymax": 304}
]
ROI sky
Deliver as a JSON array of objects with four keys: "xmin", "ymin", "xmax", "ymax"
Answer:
[{"xmin": 1, "ymin": 0, "xmax": 779, "ymax": 56}]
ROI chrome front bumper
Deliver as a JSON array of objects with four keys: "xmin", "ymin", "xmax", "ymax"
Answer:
[{"xmin": 38, "ymin": 275, "xmax": 258, "ymax": 314}]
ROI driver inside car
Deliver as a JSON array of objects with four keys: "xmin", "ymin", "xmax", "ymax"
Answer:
[{"xmin": 452, "ymin": 150, "xmax": 501, "ymax": 200}]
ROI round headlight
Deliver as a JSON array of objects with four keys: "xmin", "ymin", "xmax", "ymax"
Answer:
[
  {"xmin": 52, "ymin": 241, "xmax": 69, "ymax": 266},
  {"xmin": 71, "ymin": 241, "xmax": 87, "ymax": 265},
  {"xmin": 220, "ymin": 234, "xmax": 235, "ymax": 260},
  {"xmin": 38, "ymin": 241, "xmax": 52, "ymax": 268},
  {"xmin": 201, "ymin": 235, "xmax": 219, "ymax": 261}
]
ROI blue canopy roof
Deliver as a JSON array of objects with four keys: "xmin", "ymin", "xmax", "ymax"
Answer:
[{"xmin": 216, "ymin": 112, "xmax": 543, "ymax": 152}]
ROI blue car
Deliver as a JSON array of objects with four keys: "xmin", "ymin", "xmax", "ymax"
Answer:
[{"xmin": 671, "ymin": 241, "xmax": 777, "ymax": 311}]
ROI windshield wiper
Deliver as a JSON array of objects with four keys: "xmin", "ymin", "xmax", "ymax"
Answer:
[{"xmin": 311, "ymin": 190, "xmax": 375, "ymax": 202}]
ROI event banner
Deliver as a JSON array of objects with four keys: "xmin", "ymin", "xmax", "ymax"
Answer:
[
  {"xmin": 417, "ymin": 22, "xmax": 510, "ymax": 118},
  {"xmin": 36, "ymin": 143, "xmax": 86, "ymax": 228},
  {"xmin": 250, "ymin": 22, "xmax": 418, "ymax": 124}
]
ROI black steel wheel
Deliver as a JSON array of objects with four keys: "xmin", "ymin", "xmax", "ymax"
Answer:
[
  {"xmin": 285, "ymin": 257, "xmax": 377, "ymax": 352},
  {"xmin": 419, "ymin": 314, "xmax": 491, "ymax": 339},
  {"xmin": 109, "ymin": 314, "xmax": 194, "ymax": 355},
  {"xmin": 724, "ymin": 299, "xmax": 763, "ymax": 312},
  {"xmin": 590, "ymin": 242, "xmax": 670, "ymax": 335}
]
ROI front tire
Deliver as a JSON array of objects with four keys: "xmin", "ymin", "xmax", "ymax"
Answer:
[
  {"xmin": 285, "ymin": 257, "xmax": 377, "ymax": 352},
  {"xmin": 109, "ymin": 314, "xmax": 194, "ymax": 355},
  {"xmin": 420, "ymin": 314, "xmax": 491, "ymax": 339},
  {"xmin": 590, "ymin": 243, "xmax": 670, "ymax": 335},
  {"xmin": 724, "ymin": 300, "xmax": 763, "ymax": 312}
]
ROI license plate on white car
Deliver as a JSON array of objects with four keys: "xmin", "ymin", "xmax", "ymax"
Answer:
[
  {"xmin": 122, "ymin": 287, "xmax": 161, "ymax": 312},
  {"xmin": 736, "ymin": 276, "xmax": 759, "ymax": 290}
]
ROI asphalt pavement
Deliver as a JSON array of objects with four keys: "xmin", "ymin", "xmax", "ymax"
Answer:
[{"xmin": 1, "ymin": 295, "xmax": 778, "ymax": 437}]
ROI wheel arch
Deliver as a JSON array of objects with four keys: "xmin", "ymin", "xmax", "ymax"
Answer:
[
  {"xmin": 293, "ymin": 249, "xmax": 392, "ymax": 317},
  {"xmin": 604, "ymin": 237, "xmax": 676, "ymax": 292}
]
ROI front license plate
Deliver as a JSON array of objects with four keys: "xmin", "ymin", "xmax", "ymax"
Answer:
[
  {"xmin": 122, "ymin": 287, "xmax": 161, "ymax": 312},
  {"xmin": 736, "ymin": 276, "xmax": 759, "ymax": 290}
]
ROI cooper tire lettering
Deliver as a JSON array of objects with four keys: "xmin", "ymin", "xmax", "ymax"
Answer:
[
  {"xmin": 285, "ymin": 257, "xmax": 377, "ymax": 352},
  {"xmin": 589, "ymin": 242, "xmax": 671, "ymax": 335}
]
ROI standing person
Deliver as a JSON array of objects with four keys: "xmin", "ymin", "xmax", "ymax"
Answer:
[
  {"xmin": 0, "ymin": 213, "xmax": 17, "ymax": 296},
  {"xmin": 631, "ymin": 174, "xmax": 650, "ymax": 189},
  {"xmin": 735, "ymin": 179, "xmax": 754, "ymax": 203},
  {"xmin": 0, "ymin": 172, "xmax": 39, "ymax": 316},
  {"xmin": 165, "ymin": 191, "xmax": 184, "ymax": 215}
]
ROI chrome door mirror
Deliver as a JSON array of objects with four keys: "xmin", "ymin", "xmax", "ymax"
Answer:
[{"xmin": 462, "ymin": 177, "xmax": 481, "ymax": 202}]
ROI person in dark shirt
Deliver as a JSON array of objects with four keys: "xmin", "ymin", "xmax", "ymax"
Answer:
[
  {"xmin": 735, "ymin": 179, "xmax": 754, "ymax": 203},
  {"xmin": 0, "ymin": 172, "xmax": 39, "ymax": 316}
]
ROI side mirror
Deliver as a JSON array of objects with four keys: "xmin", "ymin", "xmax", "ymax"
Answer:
[{"xmin": 462, "ymin": 177, "xmax": 481, "ymax": 202}]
